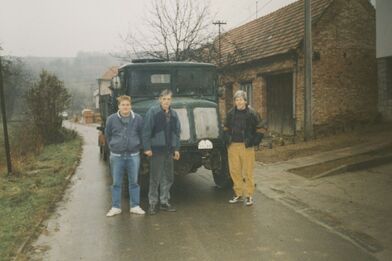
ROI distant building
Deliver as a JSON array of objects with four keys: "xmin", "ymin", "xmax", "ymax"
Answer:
[
  {"xmin": 219, "ymin": 0, "xmax": 377, "ymax": 135},
  {"xmin": 376, "ymin": 0, "xmax": 392, "ymax": 121},
  {"xmin": 94, "ymin": 66, "xmax": 118, "ymax": 110}
]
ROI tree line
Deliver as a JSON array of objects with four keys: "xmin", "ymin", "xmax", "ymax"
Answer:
[{"xmin": 1, "ymin": 55, "xmax": 71, "ymax": 165}]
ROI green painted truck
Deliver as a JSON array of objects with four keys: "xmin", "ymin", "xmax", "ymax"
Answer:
[{"xmin": 98, "ymin": 60, "xmax": 231, "ymax": 188}]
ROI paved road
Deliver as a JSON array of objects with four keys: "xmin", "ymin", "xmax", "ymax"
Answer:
[{"xmin": 25, "ymin": 123, "xmax": 376, "ymax": 261}]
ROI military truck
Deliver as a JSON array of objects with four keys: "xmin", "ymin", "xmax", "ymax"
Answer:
[{"xmin": 98, "ymin": 60, "xmax": 231, "ymax": 188}]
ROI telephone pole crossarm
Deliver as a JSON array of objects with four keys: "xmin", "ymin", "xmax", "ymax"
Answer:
[{"xmin": 213, "ymin": 20, "xmax": 227, "ymax": 66}]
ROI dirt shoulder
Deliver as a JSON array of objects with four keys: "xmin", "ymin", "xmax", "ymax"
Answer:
[{"xmin": 256, "ymin": 123, "xmax": 392, "ymax": 164}]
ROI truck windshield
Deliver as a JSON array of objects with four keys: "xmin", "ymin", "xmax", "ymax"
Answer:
[
  {"xmin": 175, "ymin": 68, "xmax": 214, "ymax": 96},
  {"xmin": 126, "ymin": 67, "xmax": 215, "ymax": 97}
]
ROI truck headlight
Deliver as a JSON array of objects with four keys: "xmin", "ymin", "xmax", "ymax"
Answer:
[{"xmin": 198, "ymin": 139, "xmax": 213, "ymax": 149}]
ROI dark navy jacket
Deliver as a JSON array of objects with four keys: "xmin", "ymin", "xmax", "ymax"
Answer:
[{"xmin": 142, "ymin": 105, "xmax": 181, "ymax": 153}]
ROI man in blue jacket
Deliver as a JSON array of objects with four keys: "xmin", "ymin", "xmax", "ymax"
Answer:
[
  {"xmin": 105, "ymin": 95, "xmax": 145, "ymax": 216},
  {"xmin": 143, "ymin": 89, "xmax": 181, "ymax": 215}
]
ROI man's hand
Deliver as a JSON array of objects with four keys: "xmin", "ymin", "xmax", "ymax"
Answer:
[
  {"xmin": 173, "ymin": 151, "xmax": 180, "ymax": 160},
  {"xmin": 144, "ymin": 150, "xmax": 153, "ymax": 157}
]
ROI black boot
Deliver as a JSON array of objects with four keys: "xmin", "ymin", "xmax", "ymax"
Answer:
[
  {"xmin": 149, "ymin": 204, "xmax": 158, "ymax": 215},
  {"xmin": 160, "ymin": 203, "xmax": 176, "ymax": 212}
]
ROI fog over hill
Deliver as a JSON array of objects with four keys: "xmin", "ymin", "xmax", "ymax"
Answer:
[
  {"xmin": 21, "ymin": 52, "xmax": 124, "ymax": 112},
  {"xmin": 22, "ymin": 51, "xmax": 122, "ymax": 91}
]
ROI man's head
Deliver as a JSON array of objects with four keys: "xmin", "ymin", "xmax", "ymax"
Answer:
[
  {"xmin": 159, "ymin": 89, "xmax": 173, "ymax": 112},
  {"xmin": 117, "ymin": 95, "xmax": 132, "ymax": 116},
  {"xmin": 233, "ymin": 90, "xmax": 247, "ymax": 110}
]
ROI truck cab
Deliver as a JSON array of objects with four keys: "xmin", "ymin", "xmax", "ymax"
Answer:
[{"xmin": 98, "ymin": 60, "xmax": 231, "ymax": 188}]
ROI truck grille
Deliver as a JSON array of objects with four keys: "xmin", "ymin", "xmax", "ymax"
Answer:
[
  {"xmin": 194, "ymin": 108, "xmax": 219, "ymax": 139},
  {"xmin": 173, "ymin": 108, "xmax": 190, "ymax": 141}
]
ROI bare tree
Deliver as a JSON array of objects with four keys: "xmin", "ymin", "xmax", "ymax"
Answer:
[{"xmin": 121, "ymin": 0, "xmax": 214, "ymax": 62}]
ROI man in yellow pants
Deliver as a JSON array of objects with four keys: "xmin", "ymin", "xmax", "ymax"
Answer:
[{"xmin": 224, "ymin": 90, "xmax": 266, "ymax": 206}]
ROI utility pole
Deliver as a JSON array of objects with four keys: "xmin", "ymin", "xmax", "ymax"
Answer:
[
  {"xmin": 304, "ymin": 0, "xmax": 313, "ymax": 141},
  {"xmin": 213, "ymin": 20, "xmax": 227, "ymax": 66},
  {"xmin": 256, "ymin": 1, "xmax": 258, "ymax": 19},
  {"xmin": 0, "ymin": 55, "xmax": 13, "ymax": 175}
]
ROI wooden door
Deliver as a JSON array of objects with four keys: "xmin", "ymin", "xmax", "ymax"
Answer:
[{"xmin": 266, "ymin": 73, "xmax": 294, "ymax": 135}]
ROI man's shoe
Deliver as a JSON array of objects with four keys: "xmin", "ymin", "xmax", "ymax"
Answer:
[
  {"xmin": 106, "ymin": 207, "xmax": 122, "ymax": 217},
  {"xmin": 130, "ymin": 206, "xmax": 146, "ymax": 215},
  {"xmin": 160, "ymin": 203, "xmax": 176, "ymax": 212},
  {"xmin": 149, "ymin": 204, "xmax": 158, "ymax": 215},
  {"xmin": 229, "ymin": 196, "xmax": 243, "ymax": 204},
  {"xmin": 246, "ymin": 197, "xmax": 254, "ymax": 206}
]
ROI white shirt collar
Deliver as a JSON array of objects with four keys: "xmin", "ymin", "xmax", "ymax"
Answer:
[{"xmin": 117, "ymin": 110, "xmax": 134, "ymax": 119}]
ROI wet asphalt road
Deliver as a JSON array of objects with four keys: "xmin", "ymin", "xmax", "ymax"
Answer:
[{"xmin": 26, "ymin": 122, "xmax": 376, "ymax": 261}]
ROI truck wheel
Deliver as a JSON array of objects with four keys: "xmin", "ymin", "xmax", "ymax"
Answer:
[{"xmin": 212, "ymin": 151, "xmax": 232, "ymax": 189}]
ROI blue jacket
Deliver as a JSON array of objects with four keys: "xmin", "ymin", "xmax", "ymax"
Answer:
[
  {"xmin": 105, "ymin": 111, "xmax": 143, "ymax": 154},
  {"xmin": 142, "ymin": 105, "xmax": 181, "ymax": 153}
]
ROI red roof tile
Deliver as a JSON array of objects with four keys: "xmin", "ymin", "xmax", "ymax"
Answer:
[
  {"xmin": 220, "ymin": 0, "xmax": 334, "ymax": 64},
  {"xmin": 100, "ymin": 66, "xmax": 118, "ymax": 80}
]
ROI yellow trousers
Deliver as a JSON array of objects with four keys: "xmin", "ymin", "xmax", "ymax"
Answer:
[{"xmin": 228, "ymin": 143, "xmax": 255, "ymax": 197}]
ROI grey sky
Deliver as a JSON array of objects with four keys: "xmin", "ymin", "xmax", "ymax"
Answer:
[{"xmin": 1, "ymin": 0, "xmax": 367, "ymax": 57}]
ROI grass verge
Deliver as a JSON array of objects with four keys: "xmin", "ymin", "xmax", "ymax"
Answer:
[{"xmin": 0, "ymin": 135, "xmax": 82, "ymax": 261}]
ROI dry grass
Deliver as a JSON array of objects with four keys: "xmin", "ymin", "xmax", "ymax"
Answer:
[{"xmin": 0, "ymin": 134, "xmax": 82, "ymax": 261}]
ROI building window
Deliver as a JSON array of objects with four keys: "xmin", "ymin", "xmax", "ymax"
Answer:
[{"xmin": 240, "ymin": 82, "xmax": 253, "ymax": 106}]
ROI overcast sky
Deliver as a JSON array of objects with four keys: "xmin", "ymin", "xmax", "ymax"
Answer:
[{"xmin": 0, "ymin": 0, "xmax": 373, "ymax": 57}]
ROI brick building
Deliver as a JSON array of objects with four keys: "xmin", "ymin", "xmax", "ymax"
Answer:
[
  {"xmin": 219, "ymin": 0, "xmax": 377, "ymax": 135},
  {"xmin": 376, "ymin": 0, "xmax": 392, "ymax": 121}
]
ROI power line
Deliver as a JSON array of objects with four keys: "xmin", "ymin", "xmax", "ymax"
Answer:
[{"xmin": 231, "ymin": 0, "xmax": 274, "ymax": 29}]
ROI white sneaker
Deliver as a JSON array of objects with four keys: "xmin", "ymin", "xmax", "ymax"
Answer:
[
  {"xmin": 106, "ymin": 207, "xmax": 122, "ymax": 217},
  {"xmin": 229, "ymin": 196, "xmax": 243, "ymax": 204},
  {"xmin": 246, "ymin": 197, "xmax": 254, "ymax": 206},
  {"xmin": 130, "ymin": 206, "xmax": 146, "ymax": 215}
]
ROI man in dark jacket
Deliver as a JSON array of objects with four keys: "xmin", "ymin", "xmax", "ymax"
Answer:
[
  {"xmin": 105, "ymin": 95, "xmax": 145, "ymax": 216},
  {"xmin": 224, "ymin": 90, "xmax": 266, "ymax": 206},
  {"xmin": 143, "ymin": 89, "xmax": 181, "ymax": 215}
]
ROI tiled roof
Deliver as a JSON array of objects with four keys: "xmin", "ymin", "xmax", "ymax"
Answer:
[
  {"xmin": 220, "ymin": 0, "xmax": 334, "ymax": 65},
  {"xmin": 100, "ymin": 66, "xmax": 118, "ymax": 80}
]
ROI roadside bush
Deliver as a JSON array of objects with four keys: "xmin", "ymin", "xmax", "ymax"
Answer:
[{"xmin": 25, "ymin": 70, "xmax": 71, "ymax": 144}]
